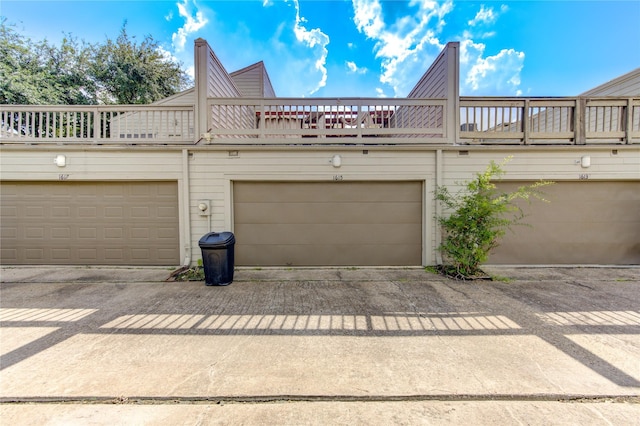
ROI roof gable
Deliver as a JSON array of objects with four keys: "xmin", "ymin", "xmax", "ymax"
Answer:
[
  {"xmin": 152, "ymin": 87, "xmax": 195, "ymax": 105},
  {"xmin": 230, "ymin": 61, "xmax": 276, "ymax": 97},
  {"xmin": 580, "ymin": 68, "xmax": 640, "ymax": 96}
]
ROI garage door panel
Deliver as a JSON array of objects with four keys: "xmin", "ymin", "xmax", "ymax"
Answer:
[
  {"xmin": 105, "ymin": 228, "xmax": 124, "ymax": 239},
  {"xmin": 491, "ymin": 181, "xmax": 640, "ymax": 264},
  {"xmin": 2, "ymin": 227, "xmax": 18, "ymax": 239},
  {"xmin": 52, "ymin": 206, "xmax": 71, "ymax": 217},
  {"xmin": 78, "ymin": 249, "xmax": 98, "ymax": 261},
  {"xmin": 158, "ymin": 206, "xmax": 178, "ymax": 218},
  {"xmin": 238, "ymin": 243, "xmax": 421, "ymax": 267},
  {"xmin": 104, "ymin": 249, "xmax": 125, "ymax": 261},
  {"xmin": 25, "ymin": 248, "xmax": 44, "ymax": 260},
  {"xmin": 234, "ymin": 182, "xmax": 421, "ymax": 203},
  {"xmin": 235, "ymin": 201, "xmax": 422, "ymax": 224},
  {"xmin": 234, "ymin": 181, "xmax": 423, "ymax": 266},
  {"xmin": 1, "ymin": 205, "xmax": 17, "ymax": 217},
  {"xmin": 0, "ymin": 182, "xmax": 179, "ymax": 266},
  {"xmin": 1, "ymin": 248, "xmax": 17, "ymax": 260},
  {"xmin": 235, "ymin": 223, "xmax": 421, "ymax": 246},
  {"xmin": 52, "ymin": 248, "xmax": 71, "ymax": 260}
]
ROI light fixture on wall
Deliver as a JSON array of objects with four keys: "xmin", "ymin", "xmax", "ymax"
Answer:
[
  {"xmin": 54, "ymin": 154, "xmax": 66, "ymax": 167},
  {"xmin": 331, "ymin": 154, "xmax": 342, "ymax": 168},
  {"xmin": 581, "ymin": 155, "xmax": 591, "ymax": 168}
]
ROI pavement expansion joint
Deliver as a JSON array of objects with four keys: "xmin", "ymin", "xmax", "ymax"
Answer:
[{"xmin": 1, "ymin": 394, "xmax": 638, "ymax": 405}]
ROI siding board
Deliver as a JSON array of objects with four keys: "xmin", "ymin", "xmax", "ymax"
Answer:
[
  {"xmin": 3, "ymin": 145, "xmax": 638, "ymax": 267},
  {"xmin": 580, "ymin": 68, "xmax": 640, "ymax": 96},
  {"xmin": 230, "ymin": 61, "xmax": 276, "ymax": 97}
]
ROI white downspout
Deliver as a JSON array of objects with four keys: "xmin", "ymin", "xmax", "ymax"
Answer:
[
  {"xmin": 181, "ymin": 148, "xmax": 192, "ymax": 267},
  {"xmin": 435, "ymin": 149, "xmax": 443, "ymax": 265}
]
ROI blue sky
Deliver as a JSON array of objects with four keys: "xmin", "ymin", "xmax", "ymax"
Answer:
[{"xmin": 3, "ymin": 0, "xmax": 639, "ymax": 98}]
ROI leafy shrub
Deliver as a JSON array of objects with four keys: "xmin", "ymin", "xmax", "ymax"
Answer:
[
  {"xmin": 168, "ymin": 259, "xmax": 205, "ymax": 281},
  {"xmin": 435, "ymin": 157, "xmax": 552, "ymax": 279}
]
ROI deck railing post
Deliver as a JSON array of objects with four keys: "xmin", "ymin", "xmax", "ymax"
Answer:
[
  {"xmin": 357, "ymin": 99, "xmax": 363, "ymax": 139},
  {"xmin": 625, "ymin": 97, "xmax": 633, "ymax": 144},
  {"xmin": 92, "ymin": 107, "xmax": 99, "ymax": 143},
  {"xmin": 575, "ymin": 97, "xmax": 586, "ymax": 145},
  {"xmin": 259, "ymin": 99, "xmax": 265, "ymax": 139},
  {"xmin": 522, "ymin": 99, "xmax": 529, "ymax": 144}
]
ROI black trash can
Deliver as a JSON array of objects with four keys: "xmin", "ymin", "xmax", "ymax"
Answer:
[{"xmin": 198, "ymin": 232, "xmax": 235, "ymax": 286}]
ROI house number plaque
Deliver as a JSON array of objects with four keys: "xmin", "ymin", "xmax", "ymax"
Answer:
[{"xmin": 333, "ymin": 175, "xmax": 344, "ymax": 181}]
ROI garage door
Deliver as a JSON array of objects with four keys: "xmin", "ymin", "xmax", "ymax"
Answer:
[
  {"xmin": 0, "ymin": 181, "xmax": 180, "ymax": 266},
  {"xmin": 233, "ymin": 181, "xmax": 422, "ymax": 266},
  {"xmin": 489, "ymin": 181, "xmax": 640, "ymax": 264}
]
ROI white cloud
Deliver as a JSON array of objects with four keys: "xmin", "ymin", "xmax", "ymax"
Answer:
[
  {"xmin": 346, "ymin": 61, "xmax": 367, "ymax": 74},
  {"xmin": 158, "ymin": 39, "xmax": 194, "ymax": 81},
  {"xmin": 375, "ymin": 87, "xmax": 387, "ymax": 98},
  {"xmin": 157, "ymin": 45, "xmax": 178, "ymax": 62},
  {"xmin": 352, "ymin": 0, "xmax": 385, "ymax": 39},
  {"xmin": 352, "ymin": 0, "xmax": 524, "ymax": 96},
  {"xmin": 172, "ymin": 0, "xmax": 208, "ymax": 53},
  {"xmin": 462, "ymin": 41, "xmax": 525, "ymax": 95},
  {"xmin": 469, "ymin": 4, "xmax": 509, "ymax": 27},
  {"xmin": 459, "ymin": 37, "xmax": 484, "ymax": 65},
  {"xmin": 291, "ymin": 0, "xmax": 330, "ymax": 95},
  {"xmin": 352, "ymin": 0, "xmax": 450, "ymax": 96},
  {"xmin": 185, "ymin": 64, "xmax": 195, "ymax": 81},
  {"xmin": 468, "ymin": 5, "xmax": 496, "ymax": 26}
]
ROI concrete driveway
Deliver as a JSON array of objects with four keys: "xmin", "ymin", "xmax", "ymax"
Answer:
[{"xmin": 1, "ymin": 265, "xmax": 639, "ymax": 424}]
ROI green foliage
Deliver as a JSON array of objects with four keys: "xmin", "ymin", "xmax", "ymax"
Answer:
[
  {"xmin": 435, "ymin": 157, "xmax": 553, "ymax": 279},
  {"xmin": 490, "ymin": 274, "xmax": 513, "ymax": 283},
  {"xmin": 424, "ymin": 265, "xmax": 440, "ymax": 275},
  {"xmin": 92, "ymin": 25, "xmax": 190, "ymax": 104},
  {"xmin": 170, "ymin": 259, "xmax": 204, "ymax": 281},
  {"xmin": 175, "ymin": 266, "xmax": 204, "ymax": 281},
  {"xmin": 0, "ymin": 20, "xmax": 191, "ymax": 106},
  {"xmin": 0, "ymin": 21, "xmax": 68, "ymax": 104}
]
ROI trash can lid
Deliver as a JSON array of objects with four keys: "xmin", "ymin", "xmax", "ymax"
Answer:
[{"xmin": 198, "ymin": 231, "xmax": 235, "ymax": 248}]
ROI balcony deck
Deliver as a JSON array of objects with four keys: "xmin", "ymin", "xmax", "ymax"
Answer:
[
  {"xmin": 1, "ymin": 97, "xmax": 638, "ymax": 146},
  {"xmin": 460, "ymin": 97, "xmax": 640, "ymax": 145}
]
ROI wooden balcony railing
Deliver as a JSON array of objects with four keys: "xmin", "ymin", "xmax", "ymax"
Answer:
[
  {"xmin": 0, "ymin": 105, "xmax": 195, "ymax": 145},
  {"xmin": 459, "ymin": 97, "xmax": 640, "ymax": 145},
  {"xmin": 204, "ymin": 98, "xmax": 448, "ymax": 143},
  {"xmin": 2, "ymin": 97, "xmax": 638, "ymax": 146}
]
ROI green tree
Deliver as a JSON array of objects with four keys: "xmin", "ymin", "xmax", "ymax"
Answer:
[
  {"xmin": 92, "ymin": 25, "xmax": 190, "ymax": 104},
  {"xmin": 41, "ymin": 34, "xmax": 97, "ymax": 104},
  {"xmin": 435, "ymin": 157, "xmax": 553, "ymax": 279},
  {"xmin": 0, "ymin": 22, "xmax": 61, "ymax": 104},
  {"xmin": 1, "ymin": 21, "xmax": 191, "ymax": 105}
]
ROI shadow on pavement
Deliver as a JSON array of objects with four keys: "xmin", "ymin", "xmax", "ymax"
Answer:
[{"xmin": 1, "ymin": 267, "xmax": 639, "ymax": 393}]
